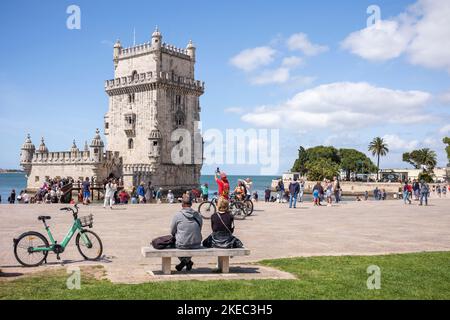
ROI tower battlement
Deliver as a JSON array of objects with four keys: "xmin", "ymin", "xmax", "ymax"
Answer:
[
  {"xmin": 30, "ymin": 150, "xmax": 120, "ymax": 164},
  {"xmin": 104, "ymin": 71, "xmax": 204, "ymax": 95},
  {"xmin": 118, "ymin": 41, "xmax": 191, "ymax": 60}
]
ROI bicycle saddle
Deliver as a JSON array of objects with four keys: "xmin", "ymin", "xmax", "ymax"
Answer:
[{"xmin": 38, "ymin": 216, "xmax": 51, "ymax": 221}]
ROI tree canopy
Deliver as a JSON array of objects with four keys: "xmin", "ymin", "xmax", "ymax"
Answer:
[
  {"xmin": 339, "ymin": 148, "xmax": 378, "ymax": 181},
  {"xmin": 443, "ymin": 137, "xmax": 450, "ymax": 164},
  {"xmin": 291, "ymin": 145, "xmax": 376, "ymax": 181},
  {"xmin": 402, "ymin": 148, "xmax": 437, "ymax": 171}
]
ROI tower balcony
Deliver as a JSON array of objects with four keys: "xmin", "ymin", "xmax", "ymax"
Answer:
[
  {"xmin": 105, "ymin": 71, "xmax": 204, "ymax": 96},
  {"xmin": 124, "ymin": 113, "xmax": 136, "ymax": 137}
]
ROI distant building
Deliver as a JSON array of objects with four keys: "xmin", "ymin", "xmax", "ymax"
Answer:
[
  {"xmin": 20, "ymin": 27, "xmax": 204, "ymax": 192},
  {"xmin": 379, "ymin": 168, "xmax": 447, "ymax": 182}
]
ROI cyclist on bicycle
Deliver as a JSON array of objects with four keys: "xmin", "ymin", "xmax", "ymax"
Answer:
[
  {"xmin": 234, "ymin": 181, "xmax": 246, "ymax": 201},
  {"xmin": 238, "ymin": 178, "xmax": 252, "ymax": 201}
]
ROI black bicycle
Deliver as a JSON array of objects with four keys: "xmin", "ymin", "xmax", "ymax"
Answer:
[{"xmin": 198, "ymin": 193, "xmax": 218, "ymax": 219}]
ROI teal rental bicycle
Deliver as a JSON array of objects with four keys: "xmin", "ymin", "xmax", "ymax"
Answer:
[{"xmin": 13, "ymin": 204, "xmax": 103, "ymax": 267}]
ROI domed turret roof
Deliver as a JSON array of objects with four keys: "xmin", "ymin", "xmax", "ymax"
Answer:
[
  {"xmin": 114, "ymin": 39, "xmax": 122, "ymax": 48},
  {"xmin": 37, "ymin": 137, "xmax": 49, "ymax": 153},
  {"xmin": 71, "ymin": 140, "xmax": 79, "ymax": 152},
  {"xmin": 152, "ymin": 26, "xmax": 162, "ymax": 38},
  {"xmin": 187, "ymin": 40, "xmax": 195, "ymax": 49},
  {"xmin": 90, "ymin": 129, "xmax": 104, "ymax": 147},
  {"xmin": 149, "ymin": 128, "xmax": 162, "ymax": 139},
  {"xmin": 21, "ymin": 134, "xmax": 35, "ymax": 151}
]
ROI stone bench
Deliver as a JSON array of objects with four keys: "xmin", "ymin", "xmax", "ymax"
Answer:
[{"xmin": 141, "ymin": 247, "xmax": 250, "ymax": 275}]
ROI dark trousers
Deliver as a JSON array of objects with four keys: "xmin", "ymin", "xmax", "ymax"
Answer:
[{"xmin": 178, "ymin": 257, "xmax": 192, "ymax": 264}]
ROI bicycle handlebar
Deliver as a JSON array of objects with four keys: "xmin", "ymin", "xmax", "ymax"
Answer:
[{"xmin": 59, "ymin": 204, "xmax": 79, "ymax": 218}]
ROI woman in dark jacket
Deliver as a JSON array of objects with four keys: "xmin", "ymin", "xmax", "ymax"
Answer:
[
  {"xmin": 202, "ymin": 198, "xmax": 242, "ymax": 248},
  {"xmin": 211, "ymin": 199, "xmax": 234, "ymax": 233}
]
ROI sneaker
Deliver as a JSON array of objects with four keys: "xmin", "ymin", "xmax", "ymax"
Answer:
[
  {"xmin": 175, "ymin": 261, "xmax": 186, "ymax": 271},
  {"xmin": 186, "ymin": 261, "xmax": 194, "ymax": 271}
]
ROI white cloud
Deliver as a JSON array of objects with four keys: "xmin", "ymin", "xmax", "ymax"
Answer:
[
  {"xmin": 224, "ymin": 107, "xmax": 244, "ymax": 115},
  {"xmin": 230, "ymin": 46, "xmax": 276, "ymax": 72},
  {"xmin": 438, "ymin": 89, "xmax": 450, "ymax": 104},
  {"xmin": 439, "ymin": 124, "xmax": 450, "ymax": 134},
  {"xmin": 341, "ymin": 20, "xmax": 412, "ymax": 61},
  {"xmin": 382, "ymin": 134, "xmax": 419, "ymax": 151},
  {"xmin": 241, "ymin": 82, "xmax": 432, "ymax": 131},
  {"xmin": 282, "ymin": 56, "xmax": 303, "ymax": 68},
  {"xmin": 287, "ymin": 33, "xmax": 329, "ymax": 56},
  {"xmin": 250, "ymin": 67, "xmax": 290, "ymax": 85},
  {"xmin": 341, "ymin": 0, "xmax": 450, "ymax": 72},
  {"xmin": 406, "ymin": 0, "xmax": 450, "ymax": 72}
]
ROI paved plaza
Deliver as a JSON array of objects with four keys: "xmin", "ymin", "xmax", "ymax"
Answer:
[{"xmin": 0, "ymin": 198, "xmax": 449, "ymax": 283}]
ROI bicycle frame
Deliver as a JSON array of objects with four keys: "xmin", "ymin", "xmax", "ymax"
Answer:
[{"xmin": 30, "ymin": 219, "xmax": 92, "ymax": 253}]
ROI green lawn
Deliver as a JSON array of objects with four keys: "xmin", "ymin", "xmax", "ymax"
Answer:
[{"xmin": 1, "ymin": 252, "xmax": 449, "ymax": 299}]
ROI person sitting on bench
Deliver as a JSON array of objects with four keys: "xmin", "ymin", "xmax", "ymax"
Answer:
[
  {"xmin": 203, "ymin": 199, "xmax": 243, "ymax": 249},
  {"xmin": 170, "ymin": 194, "xmax": 203, "ymax": 271}
]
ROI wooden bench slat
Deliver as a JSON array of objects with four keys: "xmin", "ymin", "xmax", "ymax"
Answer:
[{"xmin": 141, "ymin": 247, "xmax": 250, "ymax": 258}]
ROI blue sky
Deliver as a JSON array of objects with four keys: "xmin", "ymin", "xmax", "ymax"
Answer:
[{"xmin": 0, "ymin": 0, "xmax": 449, "ymax": 174}]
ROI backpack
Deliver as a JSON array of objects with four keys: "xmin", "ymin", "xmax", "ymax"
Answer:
[{"xmin": 151, "ymin": 235, "xmax": 175, "ymax": 249}]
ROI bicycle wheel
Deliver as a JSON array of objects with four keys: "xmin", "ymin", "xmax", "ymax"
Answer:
[
  {"xmin": 243, "ymin": 199, "xmax": 254, "ymax": 216},
  {"xmin": 76, "ymin": 230, "xmax": 103, "ymax": 260},
  {"xmin": 198, "ymin": 201, "xmax": 216, "ymax": 219},
  {"xmin": 13, "ymin": 231, "xmax": 49, "ymax": 267},
  {"xmin": 230, "ymin": 202, "xmax": 246, "ymax": 219}
]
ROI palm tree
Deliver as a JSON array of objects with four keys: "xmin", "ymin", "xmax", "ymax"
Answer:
[
  {"xmin": 368, "ymin": 137, "xmax": 389, "ymax": 181},
  {"xmin": 417, "ymin": 148, "xmax": 437, "ymax": 171}
]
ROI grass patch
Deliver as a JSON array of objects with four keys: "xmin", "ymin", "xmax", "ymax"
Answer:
[{"xmin": 1, "ymin": 252, "xmax": 449, "ymax": 299}]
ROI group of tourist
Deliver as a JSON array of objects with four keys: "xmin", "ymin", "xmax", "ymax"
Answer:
[
  {"xmin": 400, "ymin": 180, "xmax": 447, "ymax": 206},
  {"xmin": 270, "ymin": 177, "xmax": 342, "ymax": 208}
]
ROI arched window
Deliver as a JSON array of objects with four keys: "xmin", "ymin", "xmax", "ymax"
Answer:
[
  {"xmin": 128, "ymin": 138, "xmax": 134, "ymax": 149},
  {"xmin": 131, "ymin": 70, "xmax": 138, "ymax": 81},
  {"xmin": 175, "ymin": 110, "xmax": 185, "ymax": 127}
]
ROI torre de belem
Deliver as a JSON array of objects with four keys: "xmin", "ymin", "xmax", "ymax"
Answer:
[{"xmin": 20, "ymin": 28, "xmax": 204, "ymax": 192}]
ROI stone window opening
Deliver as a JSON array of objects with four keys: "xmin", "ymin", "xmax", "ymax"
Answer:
[
  {"xmin": 105, "ymin": 122, "xmax": 109, "ymax": 129},
  {"xmin": 128, "ymin": 93, "xmax": 135, "ymax": 103},
  {"xmin": 94, "ymin": 148, "xmax": 99, "ymax": 154},
  {"xmin": 35, "ymin": 176, "xmax": 39, "ymax": 182},
  {"xmin": 128, "ymin": 138, "xmax": 134, "ymax": 149},
  {"xmin": 131, "ymin": 70, "xmax": 138, "ymax": 81}
]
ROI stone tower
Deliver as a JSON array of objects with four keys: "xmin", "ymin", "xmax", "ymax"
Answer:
[
  {"xmin": 104, "ymin": 27, "xmax": 204, "ymax": 191},
  {"xmin": 20, "ymin": 134, "xmax": 36, "ymax": 176}
]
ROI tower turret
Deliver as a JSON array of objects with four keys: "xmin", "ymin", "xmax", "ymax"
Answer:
[
  {"xmin": 148, "ymin": 127, "xmax": 162, "ymax": 159},
  {"xmin": 151, "ymin": 26, "xmax": 162, "ymax": 49},
  {"xmin": 37, "ymin": 137, "xmax": 49, "ymax": 153},
  {"xmin": 20, "ymin": 134, "xmax": 35, "ymax": 175},
  {"xmin": 113, "ymin": 39, "xmax": 122, "ymax": 69},
  {"xmin": 89, "ymin": 129, "xmax": 104, "ymax": 162},
  {"xmin": 186, "ymin": 40, "xmax": 196, "ymax": 62},
  {"xmin": 70, "ymin": 139, "xmax": 79, "ymax": 156}
]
